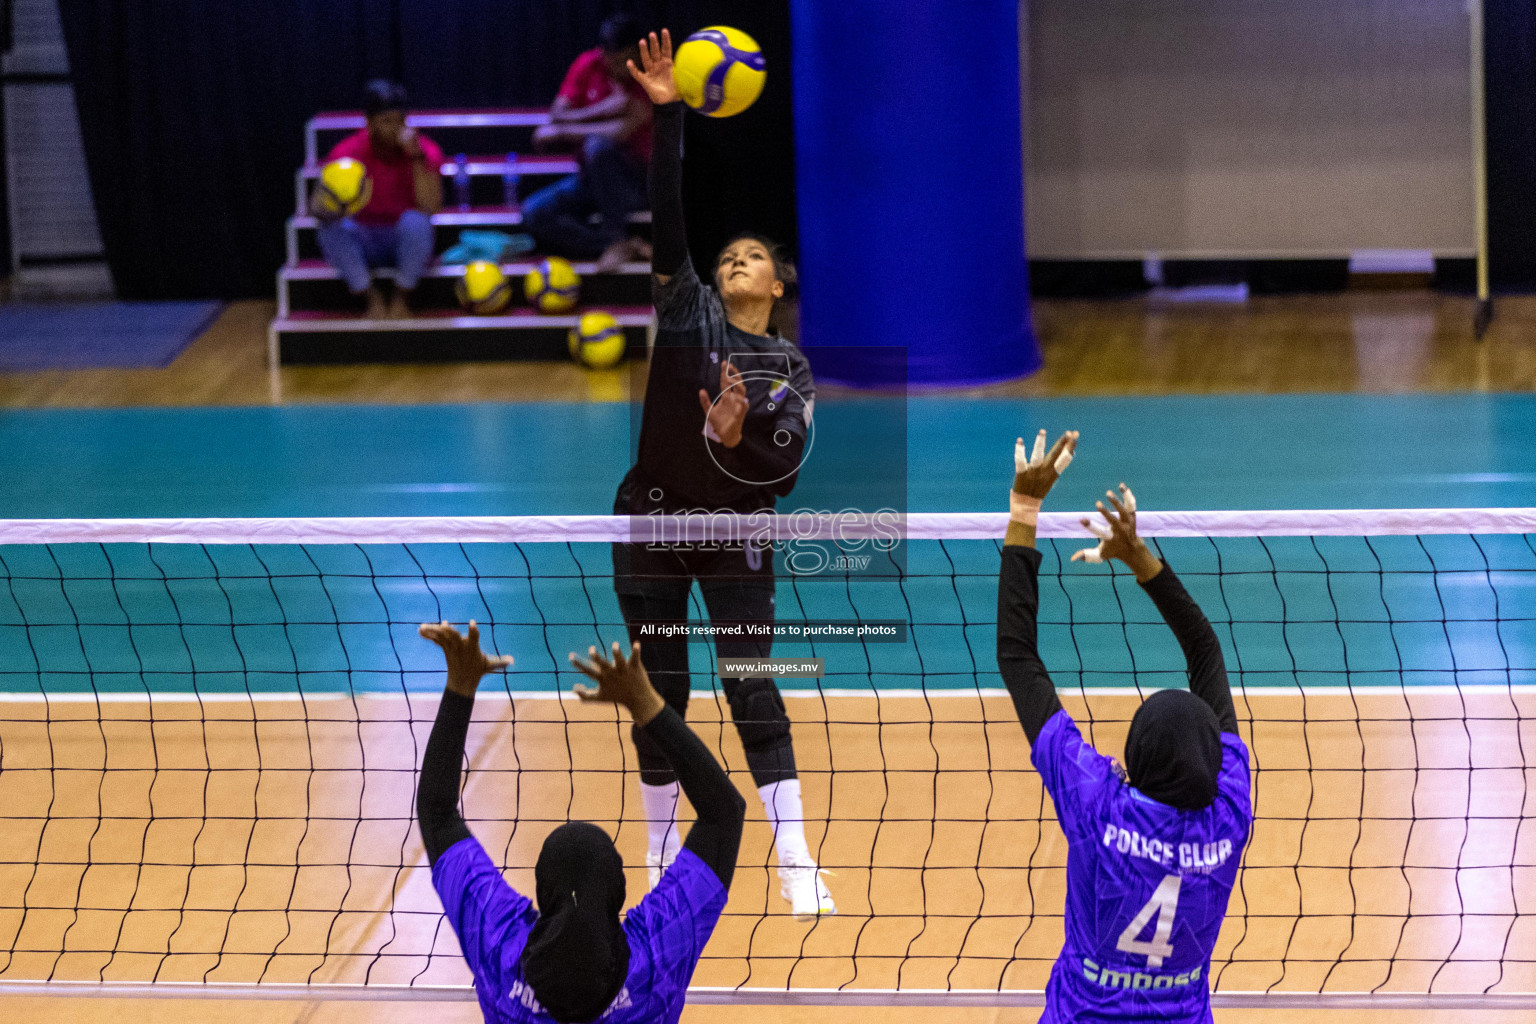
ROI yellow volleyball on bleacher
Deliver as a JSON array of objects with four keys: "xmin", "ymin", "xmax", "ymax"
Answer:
[
  {"xmin": 456, "ymin": 260, "xmax": 512, "ymax": 315},
  {"xmin": 673, "ymin": 26, "xmax": 766, "ymax": 118},
  {"xmin": 525, "ymin": 257, "xmax": 580, "ymax": 313},
  {"xmin": 568, "ymin": 310, "xmax": 626, "ymax": 370},
  {"xmin": 312, "ymin": 157, "xmax": 372, "ymax": 219}
]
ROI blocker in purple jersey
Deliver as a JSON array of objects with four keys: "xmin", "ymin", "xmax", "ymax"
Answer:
[
  {"xmin": 432, "ymin": 838, "xmax": 727, "ymax": 1024},
  {"xmin": 1033, "ymin": 710, "xmax": 1251, "ymax": 1024}
]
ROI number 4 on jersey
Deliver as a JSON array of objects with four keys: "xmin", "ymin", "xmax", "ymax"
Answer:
[{"xmin": 1117, "ymin": 874, "xmax": 1181, "ymax": 968}]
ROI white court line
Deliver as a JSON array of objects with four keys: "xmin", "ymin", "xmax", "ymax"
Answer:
[{"xmin": 1, "ymin": 684, "xmax": 1531, "ymax": 704}]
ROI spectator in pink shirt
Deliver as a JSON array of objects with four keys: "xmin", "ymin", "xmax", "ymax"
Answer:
[
  {"xmin": 315, "ymin": 80, "xmax": 444, "ymax": 318},
  {"xmin": 524, "ymin": 15, "xmax": 654, "ymax": 272}
]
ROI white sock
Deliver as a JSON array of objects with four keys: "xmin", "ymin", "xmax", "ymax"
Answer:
[
  {"xmin": 641, "ymin": 781, "xmax": 682, "ymax": 865},
  {"xmin": 758, "ymin": 779, "xmax": 812, "ymax": 865}
]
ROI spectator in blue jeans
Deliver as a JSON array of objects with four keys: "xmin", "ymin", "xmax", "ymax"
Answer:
[
  {"xmin": 524, "ymin": 15, "xmax": 654, "ymax": 272},
  {"xmin": 315, "ymin": 80, "xmax": 444, "ymax": 318}
]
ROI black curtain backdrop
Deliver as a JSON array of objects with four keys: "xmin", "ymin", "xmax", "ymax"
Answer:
[
  {"xmin": 1484, "ymin": 0, "xmax": 1536, "ymax": 292},
  {"xmin": 677, "ymin": 1, "xmax": 796, "ymax": 277},
  {"xmin": 59, "ymin": 0, "xmax": 794, "ymax": 301},
  {"xmin": 60, "ymin": 0, "xmax": 395, "ymax": 299}
]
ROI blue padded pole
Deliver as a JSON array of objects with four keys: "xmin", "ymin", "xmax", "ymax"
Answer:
[{"xmin": 789, "ymin": 0, "xmax": 1040, "ymax": 387}]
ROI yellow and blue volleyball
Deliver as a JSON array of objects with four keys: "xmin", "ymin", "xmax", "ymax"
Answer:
[
  {"xmin": 673, "ymin": 26, "xmax": 766, "ymax": 118},
  {"xmin": 524, "ymin": 257, "xmax": 581, "ymax": 313},
  {"xmin": 312, "ymin": 157, "xmax": 372, "ymax": 218},
  {"xmin": 567, "ymin": 310, "xmax": 626, "ymax": 369},
  {"xmin": 456, "ymin": 260, "xmax": 512, "ymax": 315}
]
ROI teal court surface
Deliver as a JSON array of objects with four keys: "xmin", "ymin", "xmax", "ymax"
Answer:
[{"xmin": 7, "ymin": 394, "xmax": 1536, "ymax": 519}]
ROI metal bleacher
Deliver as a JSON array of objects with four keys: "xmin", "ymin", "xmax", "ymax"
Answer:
[{"xmin": 269, "ymin": 108, "xmax": 654, "ymax": 366}]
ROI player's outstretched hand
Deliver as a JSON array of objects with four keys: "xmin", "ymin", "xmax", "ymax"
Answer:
[
  {"xmin": 419, "ymin": 620, "xmax": 514, "ymax": 697},
  {"xmin": 627, "ymin": 30, "xmax": 680, "ymax": 106},
  {"xmin": 1072, "ymin": 484, "xmax": 1163, "ymax": 581},
  {"xmin": 570, "ymin": 640, "xmax": 668, "ymax": 726},
  {"xmin": 1013, "ymin": 429, "xmax": 1078, "ymax": 500},
  {"xmin": 700, "ymin": 361, "xmax": 747, "ymax": 448}
]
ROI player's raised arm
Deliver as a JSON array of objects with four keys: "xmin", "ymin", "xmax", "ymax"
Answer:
[
  {"xmin": 1072, "ymin": 486, "xmax": 1239, "ymax": 735},
  {"xmin": 415, "ymin": 621, "xmax": 514, "ymax": 865},
  {"xmin": 628, "ymin": 31, "xmax": 687, "ymax": 286},
  {"xmin": 998, "ymin": 429, "xmax": 1078, "ymax": 745},
  {"xmin": 571, "ymin": 640, "xmax": 747, "ymax": 886}
]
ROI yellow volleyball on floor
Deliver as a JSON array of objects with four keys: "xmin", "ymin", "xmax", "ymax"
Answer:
[
  {"xmin": 567, "ymin": 310, "xmax": 627, "ymax": 369},
  {"xmin": 312, "ymin": 157, "xmax": 372, "ymax": 219},
  {"xmin": 673, "ymin": 26, "xmax": 766, "ymax": 118},
  {"xmin": 456, "ymin": 260, "xmax": 512, "ymax": 315},
  {"xmin": 524, "ymin": 257, "xmax": 581, "ymax": 313}
]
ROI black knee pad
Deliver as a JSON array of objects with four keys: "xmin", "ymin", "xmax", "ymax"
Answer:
[{"xmin": 726, "ymin": 677, "xmax": 791, "ymax": 754}]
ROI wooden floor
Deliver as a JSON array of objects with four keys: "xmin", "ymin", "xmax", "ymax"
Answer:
[
  {"xmin": 4, "ymin": 998, "xmax": 1533, "ymax": 1024},
  {"xmin": 1, "ymin": 289, "xmax": 1534, "ymax": 409},
  {"xmin": 1, "ymin": 690, "xmax": 1530, "ymax": 1010},
  {"xmin": 995, "ymin": 290, "xmax": 1536, "ymax": 397}
]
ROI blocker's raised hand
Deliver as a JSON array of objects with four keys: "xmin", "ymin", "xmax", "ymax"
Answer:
[
  {"xmin": 1013, "ymin": 429, "xmax": 1079, "ymax": 500},
  {"xmin": 419, "ymin": 620, "xmax": 513, "ymax": 696},
  {"xmin": 628, "ymin": 29, "xmax": 680, "ymax": 105},
  {"xmin": 1073, "ymin": 483, "xmax": 1143, "ymax": 565},
  {"xmin": 570, "ymin": 640, "xmax": 667, "ymax": 726}
]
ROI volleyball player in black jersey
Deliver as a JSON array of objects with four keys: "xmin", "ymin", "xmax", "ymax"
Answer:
[{"xmin": 615, "ymin": 30, "xmax": 832, "ymax": 917}]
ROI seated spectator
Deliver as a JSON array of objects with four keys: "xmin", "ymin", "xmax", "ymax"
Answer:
[
  {"xmin": 524, "ymin": 14, "xmax": 654, "ymax": 272},
  {"xmin": 315, "ymin": 80, "xmax": 444, "ymax": 319}
]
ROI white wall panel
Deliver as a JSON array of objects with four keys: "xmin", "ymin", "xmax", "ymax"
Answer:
[{"xmin": 1025, "ymin": 1, "xmax": 1475, "ymax": 258}]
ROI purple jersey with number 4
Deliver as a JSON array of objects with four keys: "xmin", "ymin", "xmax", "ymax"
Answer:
[
  {"xmin": 1033, "ymin": 709, "xmax": 1252, "ymax": 1024},
  {"xmin": 431, "ymin": 839, "xmax": 727, "ymax": 1024}
]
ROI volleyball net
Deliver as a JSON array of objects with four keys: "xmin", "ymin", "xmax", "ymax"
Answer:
[{"xmin": 0, "ymin": 510, "xmax": 1531, "ymax": 1006}]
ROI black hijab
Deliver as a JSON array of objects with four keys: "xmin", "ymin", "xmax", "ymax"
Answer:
[
  {"xmin": 521, "ymin": 821, "xmax": 631, "ymax": 1022},
  {"xmin": 1124, "ymin": 689, "xmax": 1222, "ymax": 811}
]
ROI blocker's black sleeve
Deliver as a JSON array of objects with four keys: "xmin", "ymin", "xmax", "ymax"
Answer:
[
  {"xmin": 649, "ymin": 102, "xmax": 687, "ymax": 277},
  {"xmin": 416, "ymin": 688, "xmax": 476, "ymax": 865},
  {"xmin": 997, "ymin": 545, "xmax": 1065, "ymax": 746},
  {"xmin": 639, "ymin": 705, "xmax": 746, "ymax": 887},
  {"xmin": 1140, "ymin": 563, "xmax": 1239, "ymax": 735}
]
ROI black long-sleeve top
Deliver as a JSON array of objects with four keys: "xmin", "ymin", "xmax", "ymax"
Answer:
[
  {"xmin": 649, "ymin": 102, "xmax": 688, "ymax": 278},
  {"xmin": 996, "ymin": 545, "xmax": 1238, "ymax": 745},
  {"xmin": 617, "ymin": 100, "xmax": 815, "ymax": 518},
  {"xmin": 416, "ymin": 690, "xmax": 746, "ymax": 886},
  {"xmin": 1138, "ymin": 558, "xmax": 1239, "ymax": 734},
  {"xmin": 417, "ymin": 689, "xmax": 477, "ymax": 861}
]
